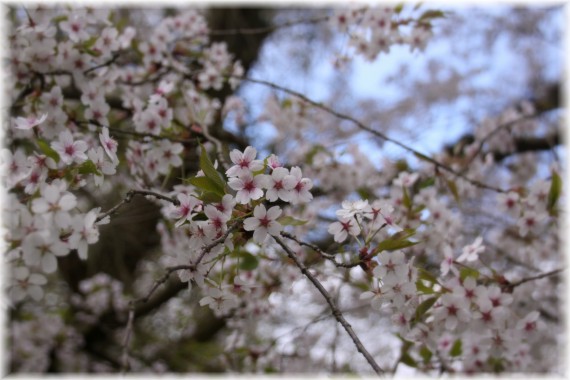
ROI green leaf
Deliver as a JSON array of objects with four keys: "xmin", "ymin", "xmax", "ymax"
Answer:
[
  {"xmin": 377, "ymin": 238, "xmax": 418, "ymax": 252},
  {"xmin": 419, "ymin": 345, "xmax": 432, "ymax": 363},
  {"xmin": 449, "ymin": 339, "xmax": 462, "ymax": 357},
  {"xmin": 239, "ymin": 252, "xmax": 259, "ymax": 271},
  {"xmin": 277, "ymin": 216, "xmax": 308, "ymax": 226},
  {"xmin": 459, "ymin": 267, "xmax": 480, "ymax": 281},
  {"xmin": 356, "ymin": 187, "xmax": 374, "ymax": 201},
  {"xmin": 187, "ymin": 176, "xmax": 223, "ymax": 195},
  {"xmin": 414, "ymin": 296, "xmax": 439, "ymax": 323},
  {"xmin": 37, "ymin": 139, "xmax": 60, "ymax": 163},
  {"xmin": 400, "ymin": 352, "xmax": 417, "ymax": 368},
  {"xmin": 199, "ymin": 145, "xmax": 226, "ymax": 193},
  {"xmin": 402, "ymin": 186, "xmax": 412, "ymax": 209},
  {"xmin": 82, "ymin": 36, "xmax": 98, "ymax": 49},
  {"xmin": 446, "ymin": 179, "xmax": 460, "ymax": 204},
  {"xmin": 415, "ymin": 280, "xmax": 435, "ymax": 295},
  {"xmin": 419, "ymin": 10, "xmax": 446, "ymax": 21},
  {"xmin": 394, "ymin": 3, "xmax": 404, "ymax": 13},
  {"xmin": 547, "ymin": 170, "xmax": 562, "ymax": 213},
  {"xmin": 198, "ymin": 191, "xmax": 223, "ymax": 203},
  {"xmin": 77, "ymin": 159, "xmax": 101, "ymax": 176},
  {"xmin": 418, "ymin": 177, "xmax": 435, "ymax": 189},
  {"xmin": 417, "ymin": 268, "xmax": 439, "ymax": 285}
]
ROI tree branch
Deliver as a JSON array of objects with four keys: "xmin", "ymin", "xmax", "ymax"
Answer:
[
  {"xmin": 238, "ymin": 75, "xmax": 507, "ymax": 193},
  {"xmin": 273, "ymin": 235, "xmax": 384, "ymax": 375},
  {"xmin": 96, "ymin": 189, "xmax": 179, "ymax": 223}
]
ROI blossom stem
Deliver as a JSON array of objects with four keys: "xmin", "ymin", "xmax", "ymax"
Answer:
[{"xmin": 273, "ymin": 235, "xmax": 384, "ymax": 375}]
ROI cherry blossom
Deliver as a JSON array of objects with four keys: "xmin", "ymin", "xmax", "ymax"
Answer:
[
  {"xmin": 228, "ymin": 172, "xmax": 267, "ymax": 204},
  {"xmin": 287, "ymin": 166, "xmax": 313, "ymax": 204},
  {"xmin": 199, "ymin": 285, "xmax": 239, "ymax": 315},
  {"xmin": 51, "ymin": 130, "xmax": 88, "ymax": 165},
  {"xmin": 264, "ymin": 167, "xmax": 295, "ymax": 202},
  {"xmin": 226, "ymin": 146, "xmax": 264, "ymax": 178},
  {"xmin": 171, "ymin": 193, "xmax": 200, "ymax": 227},
  {"xmin": 9, "ymin": 266, "xmax": 47, "ymax": 302},
  {"xmin": 31, "ymin": 181, "xmax": 77, "ymax": 229},
  {"xmin": 98, "ymin": 127, "xmax": 119, "ymax": 164},
  {"xmin": 328, "ymin": 216, "xmax": 360, "ymax": 243},
  {"xmin": 243, "ymin": 204, "xmax": 283, "ymax": 244},
  {"xmin": 13, "ymin": 113, "xmax": 48, "ymax": 130},
  {"xmin": 457, "ymin": 236, "xmax": 485, "ymax": 262},
  {"xmin": 68, "ymin": 208, "xmax": 103, "ymax": 260}
]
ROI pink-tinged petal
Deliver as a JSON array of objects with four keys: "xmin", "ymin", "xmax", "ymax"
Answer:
[
  {"xmin": 229, "ymin": 149, "xmax": 242, "ymax": 164},
  {"xmin": 266, "ymin": 206, "xmax": 282, "ymax": 220},
  {"xmin": 243, "ymin": 217, "xmax": 259, "ymax": 231},
  {"xmin": 252, "ymin": 228, "xmax": 267, "ymax": 243},
  {"xmin": 31, "ymin": 198, "xmax": 49, "ymax": 214},
  {"xmin": 42, "ymin": 184, "xmax": 59, "ymax": 203},
  {"xmin": 29, "ymin": 274, "xmax": 47, "ymax": 285},
  {"xmin": 253, "ymin": 204, "xmax": 266, "ymax": 219},
  {"xmin": 41, "ymin": 254, "xmax": 57, "ymax": 273},
  {"xmin": 59, "ymin": 193, "xmax": 77, "ymax": 210},
  {"xmin": 228, "ymin": 177, "xmax": 244, "ymax": 191},
  {"xmin": 28, "ymin": 285, "xmax": 44, "ymax": 301},
  {"xmin": 54, "ymin": 211, "xmax": 72, "ymax": 228},
  {"xmin": 243, "ymin": 146, "xmax": 257, "ymax": 161}
]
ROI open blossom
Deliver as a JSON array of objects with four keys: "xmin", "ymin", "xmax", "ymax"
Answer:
[
  {"xmin": 243, "ymin": 204, "xmax": 282, "ymax": 244},
  {"xmin": 171, "ymin": 193, "xmax": 200, "ymax": 227},
  {"xmin": 265, "ymin": 167, "xmax": 295, "ymax": 202},
  {"xmin": 328, "ymin": 216, "xmax": 360, "ymax": 243},
  {"xmin": 99, "ymin": 127, "xmax": 119, "ymax": 163},
  {"xmin": 457, "ymin": 236, "xmax": 485, "ymax": 262},
  {"xmin": 228, "ymin": 172, "xmax": 267, "ymax": 204},
  {"xmin": 199, "ymin": 285, "xmax": 239, "ymax": 315},
  {"xmin": 337, "ymin": 199, "xmax": 370, "ymax": 219},
  {"xmin": 393, "ymin": 171, "xmax": 419, "ymax": 187},
  {"xmin": 226, "ymin": 146, "xmax": 264, "ymax": 177},
  {"xmin": 287, "ymin": 166, "xmax": 313, "ymax": 204},
  {"xmin": 10, "ymin": 266, "xmax": 47, "ymax": 302},
  {"xmin": 13, "ymin": 114, "xmax": 48, "ymax": 130},
  {"xmin": 31, "ymin": 181, "xmax": 77, "ymax": 229},
  {"xmin": 51, "ymin": 130, "xmax": 88, "ymax": 165},
  {"xmin": 68, "ymin": 208, "xmax": 102, "ymax": 260}
]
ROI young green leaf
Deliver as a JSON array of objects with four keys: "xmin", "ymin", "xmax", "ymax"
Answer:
[
  {"xmin": 547, "ymin": 170, "xmax": 562, "ymax": 213},
  {"xmin": 239, "ymin": 251, "xmax": 259, "ymax": 270},
  {"xmin": 449, "ymin": 339, "xmax": 462, "ymax": 357},
  {"xmin": 37, "ymin": 139, "xmax": 60, "ymax": 163},
  {"xmin": 78, "ymin": 159, "xmax": 101, "ymax": 176},
  {"xmin": 277, "ymin": 216, "xmax": 308, "ymax": 226},
  {"xmin": 199, "ymin": 145, "xmax": 226, "ymax": 192}
]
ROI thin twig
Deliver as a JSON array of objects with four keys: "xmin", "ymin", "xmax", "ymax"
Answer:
[
  {"xmin": 273, "ymin": 235, "xmax": 383, "ymax": 375},
  {"xmin": 84, "ymin": 52, "xmax": 122, "ymax": 75},
  {"xmin": 120, "ymin": 307, "xmax": 135, "ymax": 373},
  {"xmin": 96, "ymin": 189, "xmax": 179, "ymax": 223},
  {"xmin": 462, "ymin": 113, "xmax": 541, "ymax": 170},
  {"xmin": 281, "ymin": 232, "xmax": 361, "ymax": 268},
  {"xmin": 507, "ymin": 268, "xmax": 564, "ymax": 289},
  {"xmin": 238, "ymin": 75, "xmax": 506, "ymax": 193}
]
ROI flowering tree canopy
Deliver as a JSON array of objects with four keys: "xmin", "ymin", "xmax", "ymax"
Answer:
[{"xmin": 1, "ymin": 4, "xmax": 564, "ymax": 376}]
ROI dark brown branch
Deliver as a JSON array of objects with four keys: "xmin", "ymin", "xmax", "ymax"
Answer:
[
  {"xmin": 96, "ymin": 189, "xmax": 179, "ymax": 223},
  {"xmin": 493, "ymin": 132, "xmax": 561, "ymax": 161},
  {"xmin": 209, "ymin": 14, "xmax": 329, "ymax": 36},
  {"xmin": 281, "ymin": 232, "xmax": 361, "ymax": 268},
  {"xmin": 506, "ymin": 268, "xmax": 564, "ymax": 289},
  {"xmin": 273, "ymin": 235, "xmax": 384, "ymax": 375}
]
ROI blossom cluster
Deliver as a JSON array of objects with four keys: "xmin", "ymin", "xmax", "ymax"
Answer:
[
  {"xmin": 329, "ymin": 5, "xmax": 437, "ymax": 64},
  {"xmin": 158, "ymin": 146, "xmax": 312, "ymax": 316}
]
